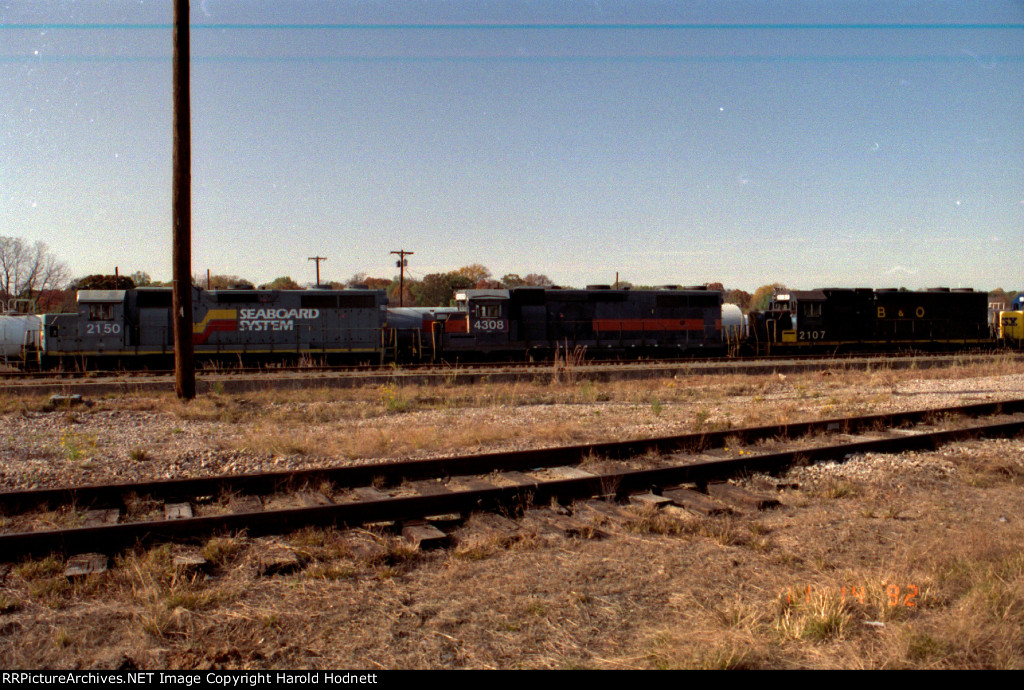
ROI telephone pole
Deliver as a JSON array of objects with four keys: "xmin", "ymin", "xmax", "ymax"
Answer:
[
  {"xmin": 390, "ymin": 249, "xmax": 414, "ymax": 307},
  {"xmin": 172, "ymin": 0, "xmax": 195, "ymax": 400},
  {"xmin": 308, "ymin": 256, "xmax": 327, "ymax": 286}
]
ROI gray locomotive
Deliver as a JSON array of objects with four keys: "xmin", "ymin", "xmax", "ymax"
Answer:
[{"xmin": 38, "ymin": 286, "xmax": 387, "ymax": 367}]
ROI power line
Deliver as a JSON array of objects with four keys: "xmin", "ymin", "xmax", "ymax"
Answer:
[
  {"xmin": 390, "ymin": 249, "xmax": 414, "ymax": 307},
  {"xmin": 308, "ymin": 256, "xmax": 327, "ymax": 286}
]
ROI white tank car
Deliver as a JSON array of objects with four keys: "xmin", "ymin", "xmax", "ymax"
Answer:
[
  {"xmin": 0, "ymin": 313, "xmax": 41, "ymax": 360},
  {"xmin": 721, "ymin": 303, "xmax": 747, "ymax": 337}
]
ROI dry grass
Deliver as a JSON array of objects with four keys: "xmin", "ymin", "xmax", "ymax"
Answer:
[
  {"xmin": 3, "ymin": 357, "xmax": 1024, "ymax": 668},
  {"xmin": 2, "ymin": 437, "xmax": 1023, "ymax": 668}
]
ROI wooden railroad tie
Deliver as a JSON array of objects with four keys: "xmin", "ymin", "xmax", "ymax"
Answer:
[{"xmin": 706, "ymin": 483, "xmax": 782, "ymax": 511}]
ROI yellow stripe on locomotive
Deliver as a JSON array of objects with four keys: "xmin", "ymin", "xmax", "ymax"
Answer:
[{"xmin": 998, "ymin": 311, "xmax": 1024, "ymax": 342}]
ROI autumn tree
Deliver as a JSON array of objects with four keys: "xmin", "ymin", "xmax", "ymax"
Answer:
[
  {"xmin": 388, "ymin": 278, "xmax": 418, "ymax": 307},
  {"xmin": 200, "ymin": 274, "xmax": 254, "ymax": 289},
  {"xmin": 0, "ymin": 236, "xmax": 70, "ymax": 301},
  {"xmin": 455, "ymin": 264, "xmax": 492, "ymax": 287},
  {"xmin": 412, "ymin": 272, "xmax": 474, "ymax": 306},
  {"xmin": 724, "ymin": 289, "xmax": 752, "ymax": 309},
  {"xmin": 749, "ymin": 283, "xmax": 787, "ymax": 311},
  {"xmin": 522, "ymin": 273, "xmax": 555, "ymax": 287},
  {"xmin": 37, "ymin": 288, "xmax": 77, "ymax": 313},
  {"xmin": 69, "ymin": 274, "xmax": 136, "ymax": 290},
  {"xmin": 345, "ymin": 273, "xmax": 391, "ymax": 290},
  {"xmin": 501, "ymin": 273, "xmax": 554, "ymax": 288},
  {"xmin": 989, "ymin": 288, "xmax": 1010, "ymax": 308},
  {"xmin": 260, "ymin": 276, "xmax": 302, "ymax": 290}
]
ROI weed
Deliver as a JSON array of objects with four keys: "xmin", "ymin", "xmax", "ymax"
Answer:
[
  {"xmin": 624, "ymin": 505, "xmax": 693, "ymax": 537},
  {"xmin": 202, "ymin": 536, "xmax": 245, "ymax": 568},
  {"xmin": 14, "ymin": 555, "xmax": 64, "ymax": 581},
  {"xmin": 0, "ymin": 593, "xmax": 21, "ymax": 613},
  {"xmin": 305, "ymin": 564, "xmax": 357, "ymax": 580},
  {"xmin": 523, "ymin": 598, "xmax": 546, "ymax": 616},
  {"xmin": 885, "ymin": 503, "xmax": 905, "ymax": 520},
  {"xmin": 60, "ymin": 431, "xmax": 84, "ymax": 461},
  {"xmin": 129, "ymin": 446, "xmax": 149, "ymax": 462},
  {"xmin": 693, "ymin": 408, "xmax": 711, "ymax": 430},
  {"xmin": 578, "ymin": 380, "xmax": 598, "ymax": 403},
  {"xmin": 29, "ymin": 576, "xmax": 71, "ymax": 607},
  {"xmin": 649, "ymin": 397, "xmax": 663, "ymax": 416},
  {"xmin": 904, "ymin": 631, "xmax": 949, "ymax": 662},
  {"xmin": 819, "ymin": 478, "xmax": 858, "ymax": 499},
  {"xmin": 700, "ymin": 518, "xmax": 748, "ymax": 547},
  {"xmin": 775, "ymin": 589, "xmax": 853, "ymax": 641},
  {"xmin": 379, "ymin": 383, "xmax": 410, "ymax": 413},
  {"xmin": 689, "ymin": 644, "xmax": 762, "ymax": 670},
  {"xmin": 164, "ymin": 590, "xmax": 219, "ymax": 612}
]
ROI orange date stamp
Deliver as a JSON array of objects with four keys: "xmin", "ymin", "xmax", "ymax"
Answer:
[{"xmin": 782, "ymin": 584, "xmax": 919, "ymax": 607}]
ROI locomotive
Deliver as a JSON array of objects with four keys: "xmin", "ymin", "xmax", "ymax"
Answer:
[
  {"xmin": 0, "ymin": 283, "xmax": 1009, "ymax": 369},
  {"xmin": 748, "ymin": 287, "xmax": 992, "ymax": 355},
  {"xmin": 438, "ymin": 285, "xmax": 730, "ymax": 358},
  {"xmin": 35, "ymin": 286, "xmax": 387, "ymax": 367}
]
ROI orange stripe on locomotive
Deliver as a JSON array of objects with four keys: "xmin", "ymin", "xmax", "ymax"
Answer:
[{"xmin": 592, "ymin": 318, "xmax": 706, "ymax": 332}]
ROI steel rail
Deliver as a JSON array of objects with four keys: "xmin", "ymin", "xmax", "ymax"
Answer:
[{"xmin": 2, "ymin": 411, "xmax": 1024, "ymax": 561}]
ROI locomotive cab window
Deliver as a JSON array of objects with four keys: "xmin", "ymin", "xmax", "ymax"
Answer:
[
  {"xmin": 803, "ymin": 303, "xmax": 822, "ymax": 318},
  {"xmin": 476, "ymin": 304, "xmax": 502, "ymax": 318},
  {"xmin": 88, "ymin": 304, "xmax": 114, "ymax": 321}
]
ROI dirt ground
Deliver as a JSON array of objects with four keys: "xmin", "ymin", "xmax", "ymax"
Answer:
[{"xmin": 1, "ymin": 363, "xmax": 1023, "ymax": 669}]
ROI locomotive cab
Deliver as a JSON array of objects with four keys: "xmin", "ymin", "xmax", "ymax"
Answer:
[
  {"xmin": 445, "ymin": 290, "xmax": 512, "ymax": 352},
  {"xmin": 76, "ymin": 290, "xmax": 127, "ymax": 351}
]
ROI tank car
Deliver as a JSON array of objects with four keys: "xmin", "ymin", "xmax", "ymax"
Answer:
[
  {"xmin": 1, "ymin": 300, "xmax": 42, "ymax": 366},
  {"xmin": 39, "ymin": 286, "xmax": 388, "ymax": 367},
  {"xmin": 385, "ymin": 306, "xmax": 459, "ymax": 360}
]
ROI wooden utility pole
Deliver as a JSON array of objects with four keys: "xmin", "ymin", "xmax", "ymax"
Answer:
[
  {"xmin": 172, "ymin": 0, "xmax": 195, "ymax": 400},
  {"xmin": 308, "ymin": 256, "xmax": 327, "ymax": 286},
  {"xmin": 390, "ymin": 249, "xmax": 413, "ymax": 307}
]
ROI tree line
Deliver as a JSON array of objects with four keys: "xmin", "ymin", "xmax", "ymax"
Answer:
[{"xmin": 1, "ymin": 234, "xmax": 1018, "ymax": 313}]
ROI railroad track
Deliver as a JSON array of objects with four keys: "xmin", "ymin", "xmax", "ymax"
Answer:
[
  {"xmin": 1, "ymin": 352, "xmax": 1014, "ymax": 398},
  {"xmin": 0, "ymin": 349, "xmax": 1006, "ymax": 380},
  {"xmin": 3, "ymin": 399, "xmax": 1024, "ymax": 567}
]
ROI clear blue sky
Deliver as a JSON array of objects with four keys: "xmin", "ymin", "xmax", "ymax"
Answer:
[{"xmin": 2, "ymin": 0, "xmax": 1022, "ymax": 291}]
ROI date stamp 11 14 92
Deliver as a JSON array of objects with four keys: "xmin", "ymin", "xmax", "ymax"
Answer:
[{"xmin": 782, "ymin": 584, "xmax": 919, "ymax": 608}]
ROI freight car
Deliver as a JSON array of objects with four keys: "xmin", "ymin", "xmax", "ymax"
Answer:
[
  {"xmin": 0, "ymin": 300, "xmax": 41, "ymax": 366},
  {"xmin": 37, "ymin": 286, "xmax": 388, "ymax": 367},
  {"xmin": 433, "ymin": 285, "xmax": 728, "ymax": 359},
  {"xmin": 748, "ymin": 287, "xmax": 991, "ymax": 355}
]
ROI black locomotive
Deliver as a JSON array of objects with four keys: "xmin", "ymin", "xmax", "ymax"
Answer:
[{"xmin": 748, "ymin": 287, "xmax": 991, "ymax": 355}]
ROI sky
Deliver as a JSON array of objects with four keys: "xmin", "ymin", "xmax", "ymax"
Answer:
[{"xmin": 1, "ymin": 0, "xmax": 1022, "ymax": 292}]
